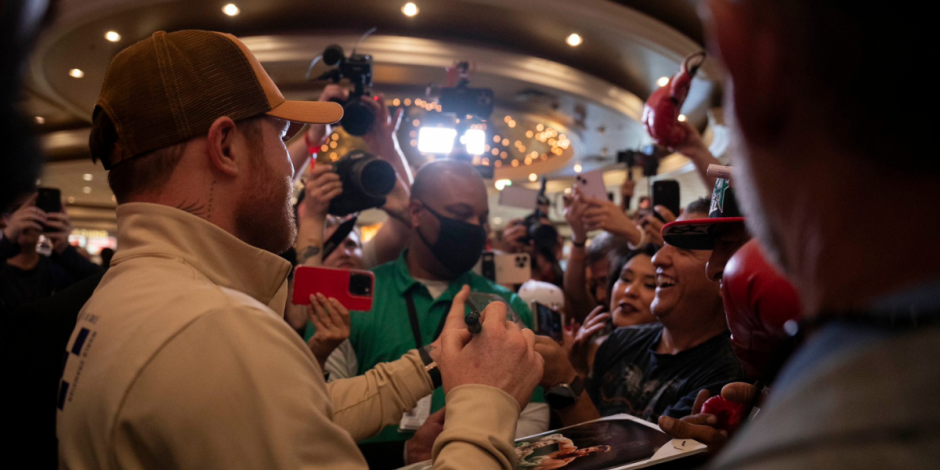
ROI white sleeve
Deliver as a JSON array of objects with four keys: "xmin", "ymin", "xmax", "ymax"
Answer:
[
  {"xmin": 325, "ymin": 340, "xmax": 358, "ymax": 382},
  {"xmin": 514, "ymin": 402, "xmax": 550, "ymax": 439}
]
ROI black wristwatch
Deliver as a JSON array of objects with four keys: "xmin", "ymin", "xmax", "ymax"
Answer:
[
  {"xmin": 545, "ymin": 376, "xmax": 585, "ymax": 410},
  {"xmin": 418, "ymin": 346, "xmax": 442, "ymax": 389}
]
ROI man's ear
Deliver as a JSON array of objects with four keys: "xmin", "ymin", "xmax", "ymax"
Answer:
[
  {"xmin": 206, "ymin": 116, "xmax": 240, "ymax": 177},
  {"xmin": 408, "ymin": 199, "xmax": 423, "ymax": 229},
  {"xmin": 703, "ymin": 0, "xmax": 787, "ymax": 147}
]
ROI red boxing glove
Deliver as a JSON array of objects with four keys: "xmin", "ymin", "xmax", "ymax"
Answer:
[
  {"xmin": 701, "ymin": 396, "xmax": 747, "ymax": 434},
  {"xmin": 642, "ymin": 52, "xmax": 706, "ymax": 148},
  {"xmin": 721, "ymin": 240, "xmax": 802, "ymax": 381}
]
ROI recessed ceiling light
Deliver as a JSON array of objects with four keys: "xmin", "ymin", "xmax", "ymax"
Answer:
[
  {"xmin": 402, "ymin": 2, "xmax": 419, "ymax": 17},
  {"xmin": 566, "ymin": 33, "xmax": 583, "ymax": 47},
  {"xmin": 678, "ymin": 114, "xmax": 687, "ymax": 122},
  {"xmin": 82, "ymin": 187, "xmax": 92, "ymax": 194},
  {"xmin": 69, "ymin": 68, "xmax": 84, "ymax": 79},
  {"xmin": 528, "ymin": 173, "xmax": 538, "ymax": 182},
  {"xmin": 67, "ymin": 196, "xmax": 75, "ymax": 204},
  {"xmin": 222, "ymin": 3, "xmax": 240, "ymax": 16},
  {"xmin": 34, "ymin": 116, "xmax": 45, "ymax": 125},
  {"xmin": 657, "ymin": 76, "xmax": 670, "ymax": 87},
  {"xmin": 83, "ymin": 173, "xmax": 93, "ymax": 181},
  {"xmin": 105, "ymin": 31, "xmax": 121, "ymax": 42},
  {"xmin": 574, "ymin": 163, "xmax": 583, "ymax": 173}
]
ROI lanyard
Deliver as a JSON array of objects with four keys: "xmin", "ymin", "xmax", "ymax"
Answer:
[{"xmin": 405, "ymin": 289, "xmax": 451, "ymax": 349}]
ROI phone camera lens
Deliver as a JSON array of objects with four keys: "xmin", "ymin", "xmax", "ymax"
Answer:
[{"xmin": 349, "ymin": 273, "xmax": 372, "ymax": 297}]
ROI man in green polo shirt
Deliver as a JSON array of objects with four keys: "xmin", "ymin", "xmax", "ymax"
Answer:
[{"xmin": 317, "ymin": 160, "xmax": 548, "ymax": 467}]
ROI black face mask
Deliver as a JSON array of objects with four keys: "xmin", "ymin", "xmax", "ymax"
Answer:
[{"xmin": 417, "ymin": 204, "xmax": 487, "ymax": 275}]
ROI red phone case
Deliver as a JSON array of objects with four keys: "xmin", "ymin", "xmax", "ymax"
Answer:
[{"xmin": 293, "ymin": 266, "xmax": 374, "ymax": 311}]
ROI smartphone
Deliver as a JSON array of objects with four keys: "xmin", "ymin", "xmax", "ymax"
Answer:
[
  {"xmin": 533, "ymin": 302, "xmax": 563, "ymax": 342},
  {"xmin": 466, "ymin": 292, "xmax": 524, "ymax": 327},
  {"xmin": 473, "ymin": 252, "xmax": 531, "ymax": 286},
  {"xmin": 652, "ymin": 180, "xmax": 681, "ymax": 223},
  {"xmin": 36, "ymin": 187, "xmax": 63, "ymax": 232},
  {"xmin": 293, "ymin": 266, "xmax": 375, "ymax": 311},
  {"xmin": 574, "ymin": 169, "xmax": 608, "ymax": 201}
]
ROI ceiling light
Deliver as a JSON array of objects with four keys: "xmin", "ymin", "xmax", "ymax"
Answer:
[
  {"xmin": 464, "ymin": 129, "xmax": 486, "ymax": 155},
  {"xmin": 69, "ymin": 69, "xmax": 84, "ymax": 79},
  {"xmin": 566, "ymin": 33, "xmax": 583, "ymax": 47},
  {"xmin": 82, "ymin": 187, "xmax": 92, "ymax": 194},
  {"xmin": 418, "ymin": 127, "xmax": 457, "ymax": 154},
  {"xmin": 678, "ymin": 114, "xmax": 687, "ymax": 122},
  {"xmin": 495, "ymin": 179, "xmax": 512, "ymax": 191},
  {"xmin": 402, "ymin": 2, "xmax": 419, "ymax": 17},
  {"xmin": 528, "ymin": 173, "xmax": 538, "ymax": 182},
  {"xmin": 574, "ymin": 163, "xmax": 583, "ymax": 173},
  {"xmin": 34, "ymin": 116, "xmax": 45, "ymax": 125},
  {"xmin": 657, "ymin": 76, "xmax": 670, "ymax": 87},
  {"xmin": 67, "ymin": 196, "xmax": 75, "ymax": 204},
  {"xmin": 105, "ymin": 31, "xmax": 121, "ymax": 42},
  {"xmin": 222, "ymin": 3, "xmax": 240, "ymax": 16},
  {"xmin": 83, "ymin": 173, "xmax": 93, "ymax": 181}
]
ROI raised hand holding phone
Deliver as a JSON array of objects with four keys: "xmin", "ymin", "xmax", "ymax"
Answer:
[{"xmin": 306, "ymin": 293, "xmax": 351, "ymax": 368}]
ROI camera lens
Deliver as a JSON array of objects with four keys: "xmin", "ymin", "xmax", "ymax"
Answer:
[
  {"xmin": 341, "ymin": 100, "xmax": 375, "ymax": 136},
  {"xmin": 349, "ymin": 273, "xmax": 372, "ymax": 297},
  {"xmin": 357, "ymin": 159, "xmax": 396, "ymax": 197}
]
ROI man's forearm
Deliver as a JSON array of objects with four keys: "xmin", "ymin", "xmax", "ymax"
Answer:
[
  {"xmin": 556, "ymin": 391, "xmax": 602, "ymax": 427},
  {"xmin": 682, "ymin": 146, "xmax": 720, "ymax": 189},
  {"xmin": 563, "ymin": 246, "xmax": 594, "ymax": 323},
  {"xmin": 296, "ymin": 217, "xmax": 325, "ymax": 266}
]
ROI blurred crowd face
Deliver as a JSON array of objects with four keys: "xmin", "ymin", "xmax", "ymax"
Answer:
[
  {"xmin": 234, "ymin": 117, "xmax": 297, "ymax": 254},
  {"xmin": 651, "ymin": 244, "xmax": 720, "ymax": 322},
  {"xmin": 706, "ymin": 223, "xmax": 751, "ymax": 285},
  {"xmin": 323, "ymin": 229, "xmax": 363, "ymax": 270},
  {"xmin": 609, "ymin": 253, "xmax": 657, "ymax": 327}
]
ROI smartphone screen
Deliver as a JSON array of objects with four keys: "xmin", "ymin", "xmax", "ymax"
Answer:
[
  {"xmin": 652, "ymin": 180, "xmax": 681, "ymax": 222},
  {"xmin": 534, "ymin": 302, "xmax": 563, "ymax": 342}
]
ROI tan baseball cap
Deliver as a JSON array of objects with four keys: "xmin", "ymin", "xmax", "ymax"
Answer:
[{"xmin": 93, "ymin": 30, "xmax": 342, "ymax": 168}]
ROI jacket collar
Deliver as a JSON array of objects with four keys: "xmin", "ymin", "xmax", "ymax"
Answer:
[{"xmin": 112, "ymin": 203, "xmax": 292, "ymax": 312}]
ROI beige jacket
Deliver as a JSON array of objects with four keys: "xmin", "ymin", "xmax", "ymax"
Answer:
[{"xmin": 57, "ymin": 203, "xmax": 520, "ymax": 469}]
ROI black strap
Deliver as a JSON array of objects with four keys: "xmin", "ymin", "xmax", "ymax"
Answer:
[{"xmin": 405, "ymin": 290, "xmax": 451, "ymax": 349}]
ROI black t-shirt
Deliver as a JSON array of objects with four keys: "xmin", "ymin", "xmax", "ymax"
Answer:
[
  {"xmin": 0, "ymin": 256, "xmax": 58, "ymax": 308},
  {"xmin": 588, "ymin": 323, "xmax": 746, "ymax": 422}
]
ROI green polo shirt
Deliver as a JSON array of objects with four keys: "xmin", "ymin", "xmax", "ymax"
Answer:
[{"xmin": 309, "ymin": 251, "xmax": 544, "ymax": 443}]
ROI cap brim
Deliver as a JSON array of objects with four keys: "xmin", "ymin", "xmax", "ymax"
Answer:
[
  {"xmin": 267, "ymin": 100, "xmax": 344, "ymax": 125},
  {"xmin": 661, "ymin": 217, "xmax": 746, "ymax": 250}
]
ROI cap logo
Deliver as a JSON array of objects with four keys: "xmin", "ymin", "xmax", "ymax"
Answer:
[{"xmin": 710, "ymin": 178, "xmax": 730, "ymax": 216}]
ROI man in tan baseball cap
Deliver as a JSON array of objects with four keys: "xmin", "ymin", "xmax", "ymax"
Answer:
[{"xmin": 58, "ymin": 30, "xmax": 542, "ymax": 469}]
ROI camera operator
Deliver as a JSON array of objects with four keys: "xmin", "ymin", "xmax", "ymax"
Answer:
[{"xmin": 58, "ymin": 30, "xmax": 543, "ymax": 470}]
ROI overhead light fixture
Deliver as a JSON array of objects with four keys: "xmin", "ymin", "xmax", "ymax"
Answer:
[
  {"xmin": 82, "ymin": 187, "xmax": 92, "ymax": 194},
  {"xmin": 566, "ymin": 33, "xmax": 582, "ymax": 47},
  {"xmin": 528, "ymin": 173, "xmax": 538, "ymax": 182},
  {"xmin": 495, "ymin": 179, "xmax": 512, "ymax": 191},
  {"xmin": 678, "ymin": 114, "xmax": 687, "ymax": 122},
  {"xmin": 464, "ymin": 129, "xmax": 486, "ymax": 155},
  {"xmin": 105, "ymin": 31, "xmax": 121, "ymax": 42},
  {"xmin": 34, "ymin": 116, "xmax": 45, "ymax": 125},
  {"xmin": 657, "ymin": 76, "xmax": 670, "ymax": 87},
  {"xmin": 222, "ymin": 3, "xmax": 240, "ymax": 16},
  {"xmin": 573, "ymin": 163, "xmax": 583, "ymax": 173},
  {"xmin": 418, "ymin": 127, "xmax": 457, "ymax": 154},
  {"xmin": 83, "ymin": 173, "xmax": 93, "ymax": 181},
  {"xmin": 67, "ymin": 196, "xmax": 75, "ymax": 204},
  {"xmin": 68, "ymin": 68, "xmax": 84, "ymax": 79},
  {"xmin": 402, "ymin": 2, "xmax": 419, "ymax": 17}
]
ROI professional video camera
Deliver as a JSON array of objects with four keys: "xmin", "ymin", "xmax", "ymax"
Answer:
[
  {"xmin": 517, "ymin": 178, "xmax": 559, "ymax": 252},
  {"xmin": 616, "ymin": 144, "xmax": 672, "ymax": 178},
  {"xmin": 310, "ymin": 38, "xmax": 375, "ymax": 136},
  {"xmin": 436, "ymin": 62, "xmax": 494, "ymax": 120},
  {"xmin": 328, "ymin": 150, "xmax": 397, "ymax": 216}
]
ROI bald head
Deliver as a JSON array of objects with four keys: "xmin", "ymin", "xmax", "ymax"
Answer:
[{"xmin": 411, "ymin": 160, "xmax": 487, "ymax": 205}]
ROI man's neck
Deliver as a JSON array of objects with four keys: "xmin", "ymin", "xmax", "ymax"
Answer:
[
  {"xmin": 7, "ymin": 247, "xmax": 40, "ymax": 270},
  {"xmin": 657, "ymin": 309, "xmax": 728, "ymax": 355},
  {"xmin": 406, "ymin": 238, "xmax": 455, "ymax": 282}
]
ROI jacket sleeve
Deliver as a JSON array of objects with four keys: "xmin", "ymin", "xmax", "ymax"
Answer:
[
  {"xmin": 431, "ymin": 385, "xmax": 522, "ymax": 470},
  {"xmin": 113, "ymin": 306, "xmax": 370, "ymax": 470},
  {"xmin": 325, "ymin": 349, "xmax": 434, "ymax": 441}
]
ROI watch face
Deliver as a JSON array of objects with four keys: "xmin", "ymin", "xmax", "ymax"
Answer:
[{"xmin": 546, "ymin": 384, "xmax": 577, "ymax": 410}]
